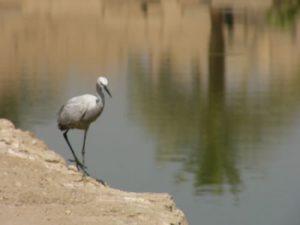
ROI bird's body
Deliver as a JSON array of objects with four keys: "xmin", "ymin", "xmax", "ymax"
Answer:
[
  {"xmin": 58, "ymin": 94, "xmax": 104, "ymax": 130},
  {"xmin": 57, "ymin": 76, "xmax": 111, "ymax": 176}
]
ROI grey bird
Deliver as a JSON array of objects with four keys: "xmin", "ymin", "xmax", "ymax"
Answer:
[{"xmin": 57, "ymin": 76, "xmax": 111, "ymax": 174}]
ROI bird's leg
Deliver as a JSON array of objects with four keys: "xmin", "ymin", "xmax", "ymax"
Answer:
[
  {"xmin": 81, "ymin": 128, "xmax": 88, "ymax": 168},
  {"xmin": 79, "ymin": 129, "xmax": 106, "ymax": 184},
  {"xmin": 63, "ymin": 130, "xmax": 86, "ymax": 170}
]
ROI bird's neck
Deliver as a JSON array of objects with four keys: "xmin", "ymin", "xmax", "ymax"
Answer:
[{"xmin": 96, "ymin": 85, "xmax": 105, "ymax": 105}]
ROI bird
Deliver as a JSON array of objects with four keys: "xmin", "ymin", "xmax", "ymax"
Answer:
[{"xmin": 57, "ymin": 76, "xmax": 111, "ymax": 174}]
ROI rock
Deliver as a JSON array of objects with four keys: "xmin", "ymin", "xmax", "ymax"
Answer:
[
  {"xmin": 0, "ymin": 119, "xmax": 15, "ymax": 130},
  {"xmin": 0, "ymin": 119, "xmax": 188, "ymax": 225}
]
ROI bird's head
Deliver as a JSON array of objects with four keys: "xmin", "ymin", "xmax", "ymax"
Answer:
[{"xmin": 97, "ymin": 76, "xmax": 112, "ymax": 97}]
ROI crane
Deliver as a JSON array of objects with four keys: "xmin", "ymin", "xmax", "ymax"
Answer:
[{"xmin": 57, "ymin": 76, "xmax": 111, "ymax": 175}]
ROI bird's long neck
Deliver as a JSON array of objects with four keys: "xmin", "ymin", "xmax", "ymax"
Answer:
[{"xmin": 96, "ymin": 84, "xmax": 105, "ymax": 105}]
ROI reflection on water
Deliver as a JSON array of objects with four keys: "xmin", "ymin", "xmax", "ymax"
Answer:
[
  {"xmin": 1, "ymin": 1, "xmax": 300, "ymax": 224},
  {"xmin": 128, "ymin": 3, "xmax": 300, "ymax": 195},
  {"xmin": 268, "ymin": 0, "xmax": 300, "ymax": 28}
]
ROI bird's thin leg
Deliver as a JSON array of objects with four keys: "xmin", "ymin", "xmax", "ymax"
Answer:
[
  {"xmin": 81, "ymin": 128, "xmax": 88, "ymax": 168},
  {"xmin": 80, "ymin": 129, "xmax": 107, "ymax": 183},
  {"xmin": 63, "ymin": 129, "xmax": 85, "ymax": 170}
]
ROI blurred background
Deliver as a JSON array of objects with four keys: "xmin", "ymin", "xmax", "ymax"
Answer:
[{"xmin": 1, "ymin": 0, "xmax": 300, "ymax": 224}]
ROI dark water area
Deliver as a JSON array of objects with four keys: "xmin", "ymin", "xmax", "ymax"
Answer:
[{"xmin": 1, "ymin": 0, "xmax": 300, "ymax": 224}]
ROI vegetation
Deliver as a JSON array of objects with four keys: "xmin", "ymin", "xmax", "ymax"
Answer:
[{"xmin": 268, "ymin": 0, "xmax": 300, "ymax": 28}]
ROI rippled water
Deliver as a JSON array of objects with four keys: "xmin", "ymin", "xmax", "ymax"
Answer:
[{"xmin": 1, "ymin": 1, "xmax": 300, "ymax": 224}]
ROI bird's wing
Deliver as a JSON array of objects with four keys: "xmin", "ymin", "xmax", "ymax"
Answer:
[{"xmin": 58, "ymin": 95, "xmax": 96, "ymax": 125}]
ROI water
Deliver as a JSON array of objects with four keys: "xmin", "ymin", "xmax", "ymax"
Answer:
[{"xmin": 1, "ymin": 1, "xmax": 300, "ymax": 224}]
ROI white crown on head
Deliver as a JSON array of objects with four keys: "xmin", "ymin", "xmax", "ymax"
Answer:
[{"xmin": 98, "ymin": 76, "xmax": 108, "ymax": 86}]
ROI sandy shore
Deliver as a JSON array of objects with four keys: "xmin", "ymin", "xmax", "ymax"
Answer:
[{"xmin": 0, "ymin": 119, "xmax": 188, "ymax": 225}]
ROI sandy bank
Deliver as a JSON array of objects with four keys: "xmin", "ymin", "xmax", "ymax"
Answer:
[{"xmin": 0, "ymin": 119, "xmax": 188, "ymax": 225}]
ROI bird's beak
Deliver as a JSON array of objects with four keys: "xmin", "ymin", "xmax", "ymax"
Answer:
[{"xmin": 104, "ymin": 86, "xmax": 112, "ymax": 98}]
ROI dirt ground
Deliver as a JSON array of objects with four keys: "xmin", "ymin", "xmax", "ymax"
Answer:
[{"xmin": 0, "ymin": 119, "xmax": 188, "ymax": 225}]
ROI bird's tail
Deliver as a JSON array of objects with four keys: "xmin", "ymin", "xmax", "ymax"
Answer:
[{"xmin": 58, "ymin": 123, "xmax": 67, "ymax": 131}]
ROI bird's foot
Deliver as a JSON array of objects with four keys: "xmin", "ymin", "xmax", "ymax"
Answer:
[
  {"xmin": 68, "ymin": 159, "xmax": 87, "ymax": 170},
  {"xmin": 68, "ymin": 159, "xmax": 106, "ymax": 186},
  {"xmin": 79, "ymin": 172, "xmax": 107, "ymax": 186},
  {"xmin": 95, "ymin": 178, "xmax": 107, "ymax": 186}
]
